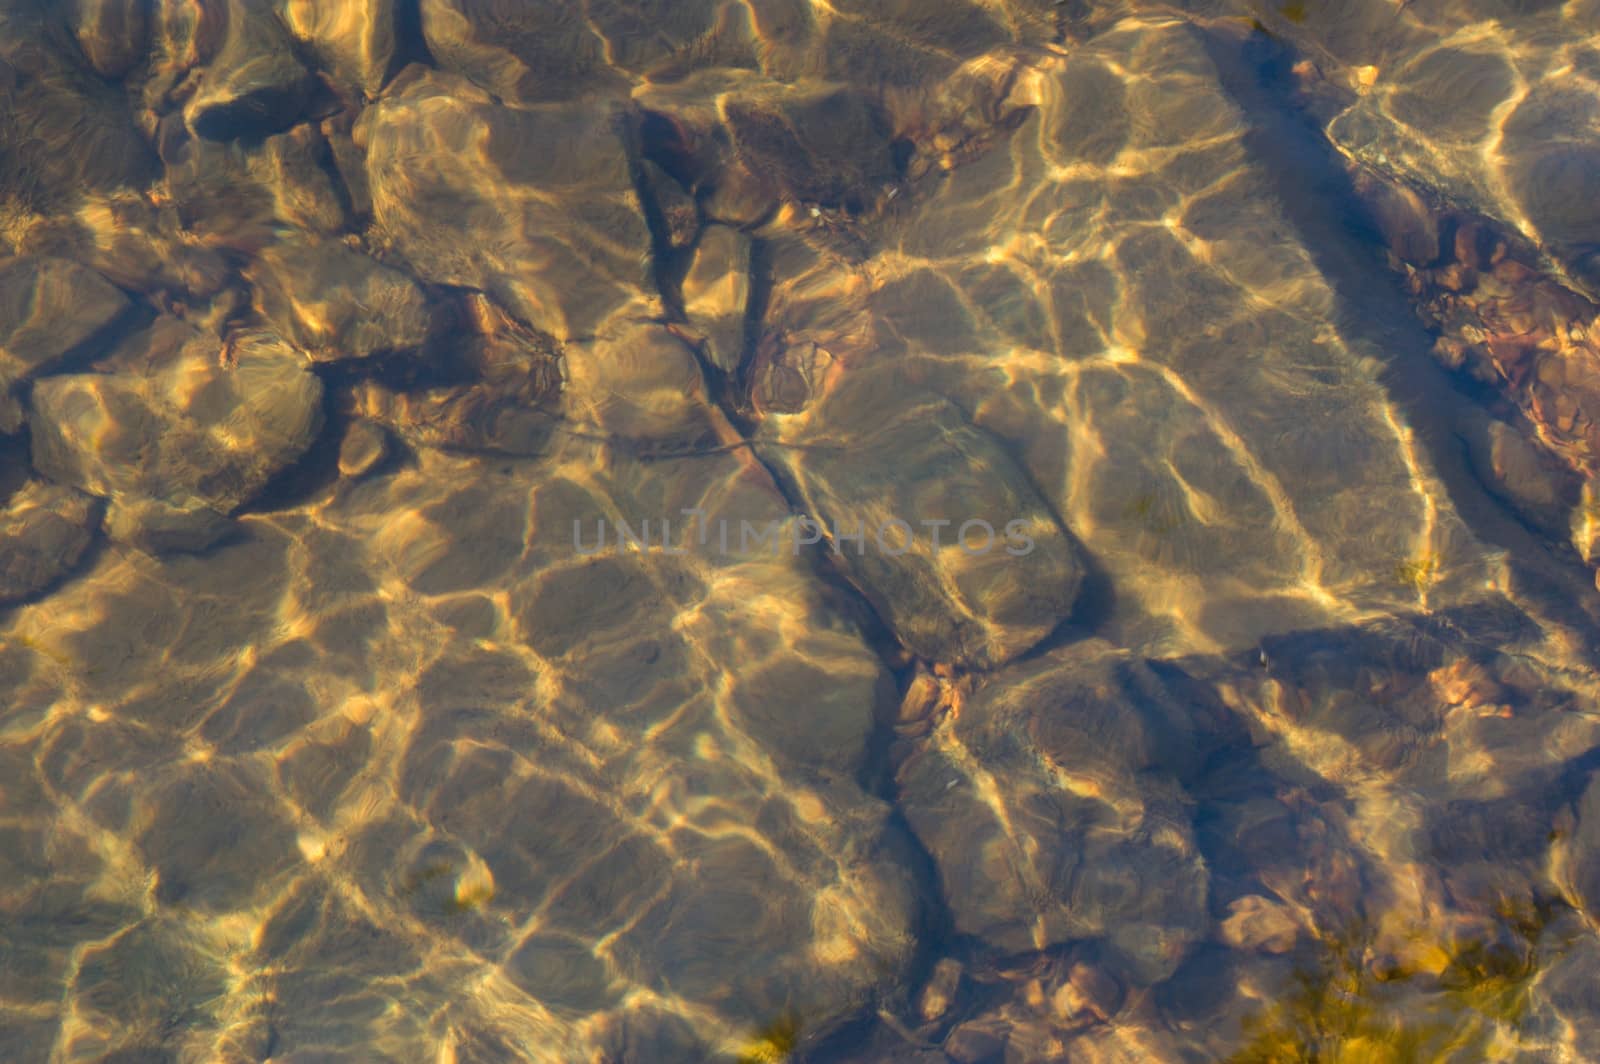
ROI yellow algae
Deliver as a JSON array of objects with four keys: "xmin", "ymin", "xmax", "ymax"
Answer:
[
  {"xmin": 1394, "ymin": 553, "xmax": 1437, "ymax": 592},
  {"xmin": 735, "ymin": 1014, "xmax": 801, "ymax": 1064}
]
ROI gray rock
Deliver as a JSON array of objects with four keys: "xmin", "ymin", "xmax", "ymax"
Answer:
[
  {"xmin": 359, "ymin": 70, "xmax": 649, "ymax": 341},
  {"xmin": 278, "ymin": 0, "xmax": 398, "ymax": 98},
  {"xmin": 248, "ymin": 124, "xmax": 349, "ymax": 235},
  {"xmin": 67, "ymin": 0, "xmax": 150, "ymax": 79},
  {"xmin": 249, "ymin": 237, "xmax": 433, "ymax": 362},
  {"xmin": 561, "ymin": 314, "xmax": 715, "ymax": 448},
  {"xmin": 681, "ymin": 224, "xmax": 752, "ymax": 372},
  {"xmin": 337, "ymin": 419, "xmax": 390, "ymax": 479},
  {"xmin": 418, "ymin": 0, "xmax": 627, "ymax": 103},
  {"xmin": 105, "ymin": 496, "xmax": 236, "ymax": 556},
  {"xmin": 419, "ymin": 0, "xmax": 740, "ymax": 104},
  {"xmin": 31, "ymin": 327, "xmax": 323, "ymax": 515},
  {"xmin": 897, "ymin": 642, "xmax": 1208, "ymax": 984},
  {"xmin": 1562, "ymin": 772, "xmax": 1600, "ymax": 922},
  {"xmin": 0, "ymin": 5, "xmax": 157, "ymax": 200},
  {"xmin": 723, "ymin": 84, "xmax": 899, "ymax": 211},
  {"xmin": 1458, "ymin": 410, "xmax": 1579, "ymax": 538},
  {"xmin": 0, "ymin": 480, "xmax": 99, "ymax": 603},
  {"xmin": 187, "ymin": 0, "xmax": 316, "ymax": 141},
  {"xmin": 760, "ymin": 380, "xmax": 1083, "ymax": 669},
  {"xmin": 0, "ymin": 256, "xmax": 129, "ymax": 382}
]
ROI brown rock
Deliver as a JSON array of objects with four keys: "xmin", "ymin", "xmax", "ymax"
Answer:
[
  {"xmin": 944, "ymin": 1021, "xmax": 1007, "ymax": 1063},
  {"xmin": 359, "ymin": 72, "xmax": 649, "ymax": 341},
  {"xmin": 249, "ymin": 237, "xmax": 433, "ymax": 362},
  {"xmin": 417, "ymin": 0, "xmax": 625, "ymax": 104},
  {"xmin": 68, "ymin": 0, "xmax": 150, "ymax": 79},
  {"xmin": 337, "ymin": 419, "xmax": 390, "ymax": 479},
  {"xmin": 31, "ymin": 326, "xmax": 324, "ymax": 514},
  {"xmin": 1051, "ymin": 962, "xmax": 1124, "ymax": 1026},
  {"xmin": 187, "ymin": 0, "xmax": 315, "ymax": 141},
  {"xmin": 1355, "ymin": 171, "xmax": 1440, "ymax": 267},
  {"xmin": 561, "ymin": 315, "xmax": 714, "ymax": 448},
  {"xmin": 0, "ymin": 256, "xmax": 129, "ymax": 381},
  {"xmin": 248, "ymin": 125, "xmax": 348, "ymax": 235},
  {"xmin": 279, "ymin": 0, "xmax": 398, "ymax": 98},
  {"xmin": 0, "ymin": 480, "xmax": 99, "ymax": 602},
  {"xmin": 105, "ymin": 496, "xmax": 234, "ymax": 555},
  {"xmin": 918, "ymin": 958, "xmax": 964, "ymax": 1023},
  {"xmin": 1218, "ymin": 894, "xmax": 1302, "ymax": 954},
  {"xmin": 681, "ymin": 224, "xmax": 752, "ymax": 372}
]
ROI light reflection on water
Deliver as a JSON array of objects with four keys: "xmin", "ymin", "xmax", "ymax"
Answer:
[{"xmin": 2, "ymin": 0, "xmax": 1600, "ymax": 1061}]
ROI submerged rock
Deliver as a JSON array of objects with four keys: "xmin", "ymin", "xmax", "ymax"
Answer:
[
  {"xmin": 1559, "ymin": 773, "xmax": 1600, "ymax": 923},
  {"xmin": 247, "ymin": 125, "xmax": 349, "ymax": 235},
  {"xmin": 278, "ymin": 0, "xmax": 398, "ymax": 99},
  {"xmin": 561, "ymin": 312, "xmax": 716, "ymax": 450},
  {"xmin": 681, "ymin": 224, "xmax": 752, "ymax": 372},
  {"xmin": 30, "ymin": 326, "xmax": 324, "ymax": 515},
  {"xmin": 0, "ymin": 256, "xmax": 129, "ymax": 384},
  {"xmin": 0, "ymin": 480, "xmax": 99, "ymax": 603},
  {"xmin": 105, "ymin": 497, "xmax": 235, "ymax": 556},
  {"xmin": 761, "ymin": 384, "xmax": 1083, "ymax": 669},
  {"xmin": 897, "ymin": 642, "xmax": 1207, "ymax": 984},
  {"xmin": 67, "ymin": 0, "xmax": 150, "ymax": 80},
  {"xmin": 1266, "ymin": 0, "xmax": 1600, "ymax": 489},
  {"xmin": 1457, "ymin": 409, "xmax": 1580, "ymax": 539},
  {"xmin": 419, "ymin": 0, "xmax": 741, "ymax": 103},
  {"xmin": 418, "ymin": 0, "xmax": 627, "ymax": 103},
  {"xmin": 350, "ymin": 292, "xmax": 562, "ymax": 456},
  {"xmin": 360, "ymin": 69, "xmax": 649, "ymax": 341},
  {"xmin": 54, "ymin": 192, "xmax": 232, "ymax": 302},
  {"xmin": 1401, "ymin": 205, "xmax": 1600, "ymax": 488},
  {"xmin": 336, "ymin": 418, "xmax": 390, "ymax": 479},
  {"xmin": 249, "ymin": 237, "xmax": 433, "ymax": 362},
  {"xmin": 187, "ymin": 0, "xmax": 316, "ymax": 141},
  {"xmin": 722, "ymin": 85, "xmax": 901, "ymax": 212},
  {"xmin": 0, "ymin": 5, "xmax": 157, "ymax": 201}
]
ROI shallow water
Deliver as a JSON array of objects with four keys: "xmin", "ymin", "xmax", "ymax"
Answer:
[{"xmin": 4, "ymin": 1, "xmax": 1600, "ymax": 1061}]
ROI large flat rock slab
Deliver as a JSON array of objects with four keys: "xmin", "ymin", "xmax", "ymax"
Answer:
[
  {"xmin": 0, "ymin": 440, "xmax": 919, "ymax": 1060},
  {"xmin": 857, "ymin": 18, "xmax": 1506, "ymax": 657}
]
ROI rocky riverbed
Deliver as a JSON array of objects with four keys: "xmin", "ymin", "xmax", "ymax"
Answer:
[{"xmin": 3, "ymin": 0, "xmax": 1600, "ymax": 1061}]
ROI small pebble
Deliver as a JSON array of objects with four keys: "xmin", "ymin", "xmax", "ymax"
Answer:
[{"xmin": 339, "ymin": 419, "xmax": 391, "ymax": 479}]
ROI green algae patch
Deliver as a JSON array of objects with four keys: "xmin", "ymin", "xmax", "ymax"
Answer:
[{"xmin": 1230, "ymin": 899, "xmax": 1564, "ymax": 1063}]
